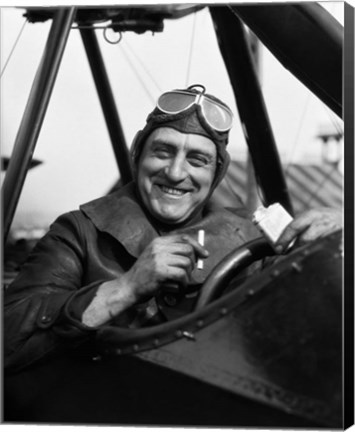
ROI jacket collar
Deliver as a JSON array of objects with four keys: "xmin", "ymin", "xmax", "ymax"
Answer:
[{"xmin": 80, "ymin": 183, "xmax": 158, "ymax": 258}]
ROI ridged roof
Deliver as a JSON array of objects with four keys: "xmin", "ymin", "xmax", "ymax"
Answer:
[{"xmin": 212, "ymin": 160, "xmax": 343, "ymax": 215}]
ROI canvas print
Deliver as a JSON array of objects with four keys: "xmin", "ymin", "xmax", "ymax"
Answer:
[{"xmin": 1, "ymin": 2, "xmax": 349, "ymax": 428}]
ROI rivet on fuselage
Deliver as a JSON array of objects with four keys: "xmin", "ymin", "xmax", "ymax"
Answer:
[
  {"xmin": 271, "ymin": 270, "xmax": 280, "ymax": 278},
  {"xmin": 291, "ymin": 262, "xmax": 302, "ymax": 273},
  {"xmin": 182, "ymin": 331, "xmax": 196, "ymax": 341}
]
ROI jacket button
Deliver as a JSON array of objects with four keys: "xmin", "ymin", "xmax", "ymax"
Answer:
[{"xmin": 41, "ymin": 315, "xmax": 51, "ymax": 323}]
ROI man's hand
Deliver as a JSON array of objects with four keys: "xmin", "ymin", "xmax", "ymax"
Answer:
[
  {"xmin": 82, "ymin": 234, "xmax": 208, "ymax": 327},
  {"xmin": 123, "ymin": 234, "xmax": 209, "ymax": 302},
  {"xmin": 275, "ymin": 208, "xmax": 342, "ymax": 253}
]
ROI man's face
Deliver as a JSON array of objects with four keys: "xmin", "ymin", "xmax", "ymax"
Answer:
[{"xmin": 137, "ymin": 127, "xmax": 217, "ymax": 224}]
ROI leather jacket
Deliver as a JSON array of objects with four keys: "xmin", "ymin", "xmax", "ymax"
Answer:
[{"xmin": 4, "ymin": 183, "xmax": 261, "ymax": 373}]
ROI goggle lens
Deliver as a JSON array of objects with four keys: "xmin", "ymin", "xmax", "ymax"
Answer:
[
  {"xmin": 157, "ymin": 92, "xmax": 195, "ymax": 113},
  {"xmin": 201, "ymin": 97, "xmax": 232, "ymax": 132},
  {"xmin": 157, "ymin": 91, "xmax": 233, "ymax": 132}
]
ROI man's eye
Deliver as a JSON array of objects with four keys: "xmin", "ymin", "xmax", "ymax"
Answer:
[
  {"xmin": 154, "ymin": 148, "xmax": 171, "ymax": 158},
  {"xmin": 188, "ymin": 156, "xmax": 209, "ymax": 167}
]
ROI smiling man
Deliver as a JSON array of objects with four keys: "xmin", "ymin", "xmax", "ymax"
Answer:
[
  {"xmin": 4, "ymin": 85, "xmax": 341, "ymax": 371},
  {"xmin": 137, "ymin": 127, "xmax": 217, "ymax": 224},
  {"xmin": 81, "ymin": 86, "xmax": 247, "ymax": 327}
]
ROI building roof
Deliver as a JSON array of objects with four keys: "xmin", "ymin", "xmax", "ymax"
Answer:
[{"xmin": 212, "ymin": 160, "xmax": 343, "ymax": 215}]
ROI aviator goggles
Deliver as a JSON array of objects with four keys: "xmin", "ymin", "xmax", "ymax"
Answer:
[{"xmin": 156, "ymin": 85, "xmax": 233, "ymax": 133}]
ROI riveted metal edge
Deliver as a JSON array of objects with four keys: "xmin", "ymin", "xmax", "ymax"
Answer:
[{"xmin": 99, "ymin": 231, "xmax": 342, "ymax": 356}]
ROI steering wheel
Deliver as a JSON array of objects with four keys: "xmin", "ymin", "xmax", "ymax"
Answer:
[{"xmin": 195, "ymin": 237, "xmax": 275, "ymax": 310}]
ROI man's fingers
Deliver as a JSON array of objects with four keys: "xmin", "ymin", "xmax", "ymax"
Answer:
[
  {"xmin": 276, "ymin": 221, "xmax": 308, "ymax": 252},
  {"xmin": 165, "ymin": 254, "xmax": 194, "ymax": 274},
  {"xmin": 156, "ymin": 233, "xmax": 209, "ymax": 258},
  {"xmin": 164, "ymin": 265, "xmax": 190, "ymax": 286},
  {"xmin": 180, "ymin": 234, "xmax": 209, "ymax": 258},
  {"xmin": 275, "ymin": 208, "xmax": 342, "ymax": 253}
]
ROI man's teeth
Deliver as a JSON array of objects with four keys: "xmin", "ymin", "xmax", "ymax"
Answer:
[{"xmin": 160, "ymin": 185, "xmax": 185, "ymax": 196}]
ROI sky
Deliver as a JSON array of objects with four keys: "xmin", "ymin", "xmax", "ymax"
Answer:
[{"xmin": 0, "ymin": 2, "xmax": 345, "ymax": 234}]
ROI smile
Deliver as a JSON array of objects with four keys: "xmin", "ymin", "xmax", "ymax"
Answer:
[{"xmin": 158, "ymin": 184, "xmax": 189, "ymax": 197}]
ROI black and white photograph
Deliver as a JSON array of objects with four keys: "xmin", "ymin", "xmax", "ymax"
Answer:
[{"xmin": 1, "ymin": 1, "xmax": 353, "ymax": 429}]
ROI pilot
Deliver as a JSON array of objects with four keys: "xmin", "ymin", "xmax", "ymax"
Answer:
[{"xmin": 4, "ymin": 85, "xmax": 341, "ymax": 372}]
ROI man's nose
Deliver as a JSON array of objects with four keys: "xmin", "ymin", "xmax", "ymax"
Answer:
[{"xmin": 164, "ymin": 156, "xmax": 188, "ymax": 182}]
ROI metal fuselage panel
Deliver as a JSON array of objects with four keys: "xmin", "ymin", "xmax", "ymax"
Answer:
[
  {"xmin": 136, "ymin": 232, "xmax": 343, "ymax": 427},
  {"xmin": 3, "ymin": 233, "xmax": 342, "ymax": 427}
]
